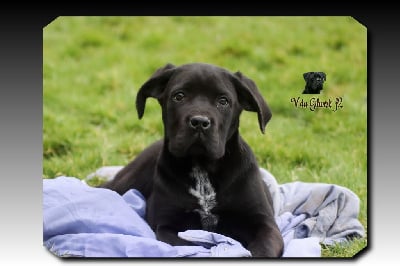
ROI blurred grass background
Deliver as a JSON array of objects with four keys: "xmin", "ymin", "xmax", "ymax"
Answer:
[{"xmin": 43, "ymin": 16, "xmax": 367, "ymax": 257}]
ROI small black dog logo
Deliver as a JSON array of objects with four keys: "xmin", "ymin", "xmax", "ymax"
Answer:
[{"xmin": 302, "ymin": 72, "xmax": 326, "ymax": 94}]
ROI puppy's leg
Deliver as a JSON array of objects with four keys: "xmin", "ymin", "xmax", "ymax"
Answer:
[
  {"xmin": 247, "ymin": 223, "xmax": 284, "ymax": 257},
  {"xmin": 156, "ymin": 226, "xmax": 197, "ymax": 246},
  {"xmin": 147, "ymin": 192, "xmax": 203, "ymax": 246}
]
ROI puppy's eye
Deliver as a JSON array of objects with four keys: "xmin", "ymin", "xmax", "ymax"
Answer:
[
  {"xmin": 217, "ymin": 97, "xmax": 229, "ymax": 107},
  {"xmin": 172, "ymin": 92, "xmax": 185, "ymax": 102}
]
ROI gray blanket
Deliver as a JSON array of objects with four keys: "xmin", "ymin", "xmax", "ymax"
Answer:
[
  {"xmin": 260, "ymin": 168, "xmax": 365, "ymax": 246},
  {"xmin": 82, "ymin": 166, "xmax": 365, "ymax": 257}
]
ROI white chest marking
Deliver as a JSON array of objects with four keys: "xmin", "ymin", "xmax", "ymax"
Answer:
[{"xmin": 188, "ymin": 166, "xmax": 218, "ymax": 231}]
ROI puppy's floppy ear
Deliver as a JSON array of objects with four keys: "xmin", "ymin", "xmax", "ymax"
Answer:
[
  {"xmin": 136, "ymin": 63, "xmax": 176, "ymax": 119},
  {"xmin": 320, "ymin": 72, "xmax": 326, "ymax": 81},
  {"xmin": 303, "ymin": 72, "xmax": 312, "ymax": 81},
  {"xmin": 231, "ymin": 71, "xmax": 272, "ymax": 134}
]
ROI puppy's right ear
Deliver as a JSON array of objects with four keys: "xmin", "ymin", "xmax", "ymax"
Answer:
[{"xmin": 136, "ymin": 63, "xmax": 176, "ymax": 119}]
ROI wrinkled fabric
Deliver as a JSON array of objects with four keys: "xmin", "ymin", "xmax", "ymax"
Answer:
[
  {"xmin": 43, "ymin": 177, "xmax": 251, "ymax": 258},
  {"xmin": 43, "ymin": 167, "xmax": 365, "ymax": 257},
  {"xmin": 259, "ymin": 168, "xmax": 365, "ymax": 245}
]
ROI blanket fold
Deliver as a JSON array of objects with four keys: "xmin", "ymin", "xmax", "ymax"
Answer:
[{"xmin": 43, "ymin": 167, "xmax": 365, "ymax": 257}]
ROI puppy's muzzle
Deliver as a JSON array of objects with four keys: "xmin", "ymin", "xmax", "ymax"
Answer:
[{"xmin": 189, "ymin": 115, "xmax": 211, "ymax": 131}]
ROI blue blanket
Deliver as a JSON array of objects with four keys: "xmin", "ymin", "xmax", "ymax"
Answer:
[{"xmin": 43, "ymin": 167, "xmax": 365, "ymax": 257}]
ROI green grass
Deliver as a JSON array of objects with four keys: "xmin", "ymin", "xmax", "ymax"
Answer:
[{"xmin": 43, "ymin": 16, "xmax": 367, "ymax": 257}]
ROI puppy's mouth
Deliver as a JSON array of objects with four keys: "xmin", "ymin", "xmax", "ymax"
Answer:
[
  {"xmin": 168, "ymin": 131, "xmax": 223, "ymax": 160},
  {"xmin": 187, "ymin": 141, "xmax": 208, "ymax": 157},
  {"xmin": 187, "ymin": 133, "xmax": 209, "ymax": 156}
]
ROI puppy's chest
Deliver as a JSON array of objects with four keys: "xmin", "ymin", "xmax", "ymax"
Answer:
[{"xmin": 188, "ymin": 166, "xmax": 219, "ymax": 231}]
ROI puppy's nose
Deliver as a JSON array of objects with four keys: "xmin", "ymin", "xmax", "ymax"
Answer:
[{"xmin": 189, "ymin": 115, "xmax": 211, "ymax": 131}]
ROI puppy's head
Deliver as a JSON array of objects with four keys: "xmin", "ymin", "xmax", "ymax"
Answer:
[
  {"xmin": 136, "ymin": 63, "xmax": 272, "ymax": 160},
  {"xmin": 303, "ymin": 72, "xmax": 326, "ymax": 94}
]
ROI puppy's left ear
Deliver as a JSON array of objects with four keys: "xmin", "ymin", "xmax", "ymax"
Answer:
[
  {"xmin": 303, "ymin": 72, "xmax": 312, "ymax": 81},
  {"xmin": 232, "ymin": 71, "xmax": 272, "ymax": 134}
]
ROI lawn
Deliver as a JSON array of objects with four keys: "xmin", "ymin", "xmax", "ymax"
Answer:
[{"xmin": 43, "ymin": 16, "xmax": 367, "ymax": 257}]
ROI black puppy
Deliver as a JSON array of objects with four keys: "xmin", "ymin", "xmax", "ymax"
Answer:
[
  {"xmin": 302, "ymin": 71, "xmax": 326, "ymax": 94},
  {"xmin": 101, "ymin": 63, "xmax": 284, "ymax": 257}
]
